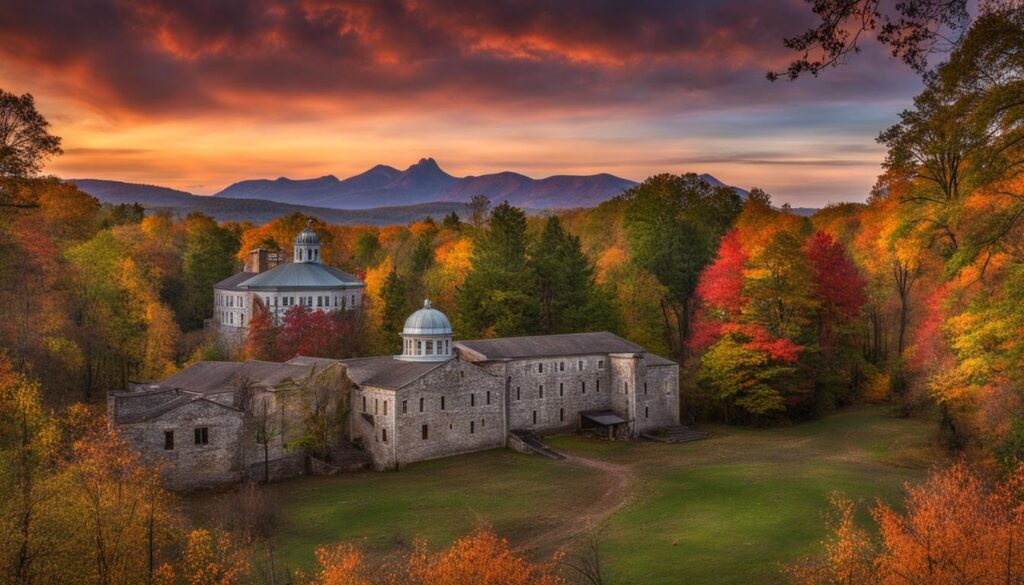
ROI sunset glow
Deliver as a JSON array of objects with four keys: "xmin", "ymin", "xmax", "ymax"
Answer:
[{"xmin": 0, "ymin": 0, "xmax": 923, "ymax": 204}]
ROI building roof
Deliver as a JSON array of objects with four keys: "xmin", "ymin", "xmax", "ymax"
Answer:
[
  {"xmin": 294, "ymin": 223, "xmax": 320, "ymax": 245},
  {"xmin": 340, "ymin": 356, "xmax": 449, "ymax": 389},
  {"xmin": 214, "ymin": 271, "xmax": 257, "ymax": 291},
  {"xmin": 116, "ymin": 394, "xmax": 242, "ymax": 424},
  {"xmin": 234, "ymin": 262, "xmax": 364, "ymax": 290},
  {"xmin": 455, "ymin": 331, "xmax": 653, "ymax": 360},
  {"xmin": 155, "ymin": 359, "xmax": 335, "ymax": 393},
  {"xmin": 402, "ymin": 299, "xmax": 452, "ymax": 336}
]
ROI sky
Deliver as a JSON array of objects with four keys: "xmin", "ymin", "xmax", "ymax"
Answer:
[{"xmin": 0, "ymin": 0, "xmax": 926, "ymax": 207}]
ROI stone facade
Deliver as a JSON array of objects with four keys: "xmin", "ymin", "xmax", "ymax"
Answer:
[{"xmin": 349, "ymin": 359, "xmax": 505, "ymax": 470}]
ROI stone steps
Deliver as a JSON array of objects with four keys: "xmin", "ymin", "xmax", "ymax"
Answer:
[
  {"xmin": 509, "ymin": 430, "xmax": 567, "ymax": 460},
  {"xmin": 641, "ymin": 426, "xmax": 710, "ymax": 444},
  {"xmin": 325, "ymin": 443, "xmax": 371, "ymax": 472}
]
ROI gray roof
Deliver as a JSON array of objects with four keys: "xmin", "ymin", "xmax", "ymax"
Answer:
[
  {"xmin": 155, "ymin": 360, "xmax": 333, "ymax": 393},
  {"xmin": 455, "ymin": 331, "xmax": 653, "ymax": 360},
  {"xmin": 295, "ymin": 225, "xmax": 320, "ymax": 245},
  {"xmin": 340, "ymin": 356, "xmax": 449, "ymax": 389},
  {"xmin": 646, "ymin": 354, "xmax": 676, "ymax": 366},
  {"xmin": 581, "ymin": 410, "xmax": 628, "ymax": 426},
  {"xmin": 403, "ymin": 300, "xmax": 453, "ymax": 336},
  {"xmin": 235, "ymin": 262, "xmax": 364, "ymax": 290},
  {"xmin": 117, "ymin": 394, "xmax": 241, "ymax": 424},
  {"xmin": 214, "ymin": 271, "xmax": 257, "ymax": 291}
]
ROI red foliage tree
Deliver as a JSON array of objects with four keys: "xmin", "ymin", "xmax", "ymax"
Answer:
[
  {"xmin": 691, "ymin": 229, "xmax": 749, "ymax": 351},
  {"xmin": 275, "ymin": 305, "xmax": 352, "ymax": 359},
  {"xmin": 803, "ymin": 231, "xmax": 867, "ymax": 344},
  {"xmin": 243, "ymin": 297, "xmax": 278, "ymax": 361}
]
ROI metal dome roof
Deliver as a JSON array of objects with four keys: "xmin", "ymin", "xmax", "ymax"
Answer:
[
  {"xmin": 294, "ymin": 220, "xmax": 320, "ymax": 245},
  {"xmin": 402, "ymin": 300, "xmax": 452, "ymax": 336}
]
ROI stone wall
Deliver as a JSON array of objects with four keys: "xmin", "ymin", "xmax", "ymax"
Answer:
[
  {"xmin": 117, "ymin": 399, "xmax": 245, "ymax": 491},
  {"xmin": 499, "ymin": 354, "xmax": 618, "ymax": 434},
  {"xmin": 351, "ymin": 359, "xmax": 506, "ymax": 470},
  {"xmin": 635, "ymin": 363, "xmax": 680, "ymax": 432}
]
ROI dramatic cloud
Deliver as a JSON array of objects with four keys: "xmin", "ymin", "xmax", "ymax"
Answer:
[{"xmin": 0, "ymin": 0, "xmax": 924, "ymax": 205}]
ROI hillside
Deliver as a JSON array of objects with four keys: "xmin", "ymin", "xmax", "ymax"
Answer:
[{"xmin": 69, "ymin": 179, "xmax": 472, "ymax": 226}]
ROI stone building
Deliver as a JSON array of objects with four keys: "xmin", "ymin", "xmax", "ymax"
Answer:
[
  {"xmin": 111, "ymin": 300, "xmax": 678, "ymax": 488},
  {"xmin": 212, "ymin": 221, "xmax": 365, "ymax": 338},
  {"xmin": 109, "ymin": 357, "xmax": 348, "ymax": 490},
  {"xmin": 347, "ymin": 301, "xmax": 679, "ymax": 469}
]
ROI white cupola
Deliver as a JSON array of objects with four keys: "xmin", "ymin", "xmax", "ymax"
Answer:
[
  {"xmin": 397, "ymin": 300, "xmax": 453, "ymax": 362},
  {"xmin": 294, "ymin": 220, "xmax": 321, "ymax": 263}
]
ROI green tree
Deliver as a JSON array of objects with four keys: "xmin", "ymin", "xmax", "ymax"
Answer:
[
  {"xmin": 458, "ymin": 202, "xmax": 539, "ymax": 337},
  {"xmin": 353, "ymin": 232, "xmax": 383, "ymax": 269},
  {"xmin": 624, "ymin": 173, "xmax": 743, "ymax": 360},
  {"xmin": 379, "ymin": 268, "xmax": 409, "ymax": 353},
  {"xmin": 179, "ymin": 213, "xmax": 239, "ymax": 331},
  {"xmin": 530, "ymin": 216, "xmax": 615, "ymax": 333}
]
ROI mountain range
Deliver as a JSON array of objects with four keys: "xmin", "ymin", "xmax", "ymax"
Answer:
[
  {"xmin": 69, "ymin": 159, "xmax": 819, "ymax": 226},
  {"xmin": 213, "ymin": 157, "xmax": 643, "ymax": 209}
]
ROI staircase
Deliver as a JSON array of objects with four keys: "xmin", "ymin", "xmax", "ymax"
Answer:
[
  {"xmin": 641, "ymin": 425, "xmax": 710, "ymax": 444},
  {"xmin": 508, "ymin": 430, "xmax": 567, "ymax": 460},
  {"xmin": 311, "ymin": 442, "xmax": 371, "ymax": 475}
]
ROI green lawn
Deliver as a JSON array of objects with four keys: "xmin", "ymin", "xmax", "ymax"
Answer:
[{"xmin": 193, "ymin": 406, "xmax": 940, "ymax": 583}]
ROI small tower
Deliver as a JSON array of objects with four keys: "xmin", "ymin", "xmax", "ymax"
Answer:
[
  {"xmin": 397, "ymin": 300, "xmax": 453, "ymax": 362},
  {"xmin": 293, "ymin": 219, "xmax": 321, "ymax": 263}
]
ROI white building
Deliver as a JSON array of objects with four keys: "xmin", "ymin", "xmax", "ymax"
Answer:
[{"xmin": 212, "ymin": 221, "xmax": 366, "ymax": 335}]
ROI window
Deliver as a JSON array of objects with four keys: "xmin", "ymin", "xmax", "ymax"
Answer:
[
  {"xmin": 516, "ymin": 386, "xmax": 521, "ymax": 401},
  {"xmin": 539, "ymin": 385, "xmax": 544, "ymax": 398},
  {"xmin": 581, "ymin": 381, "xmax": 586, "ymax": 394},
  {"xmin": 559, "ymin": 362, "xmax": 565, "ymax": 372},
  {"xmin": 645, "ymin": 406, "xmax": 650, "ymax": 419},
  {"xmin": 384, "ymin": 400, "xmax": 388, "ymax": 415},
  {"xmin": 375, "ymin": 398, "xmax": 379, "ymax": 414},
  {"xmin": 382, "ymin": 428, "xmax": 388, "ymax": 442},
  {"xmin": 560, "ymin": 408, "xmax": 565, "ymax": 422},
  {"xmin": 402, "ymin": 400, "xmax": 408, "ymax": 414},
  {"xmin": 194, "ymin": 427, "xmax": 209, "ymax": 445},
  {"xmin": 598, "ymin": 360, "xmax": 605, "ymax": 369},
  {"xmin": 426, "ymin": 340, "xmax": 434, "ymax": 354},
  {"xmin": 471, "ymin": 393, "xmax": 475, "ymax": 407},
  {"xmin": 363, "ymin": 396, "xmax": 367, "ymax": 412},
  {"xmin": 470, "ymin": 421, "xmax": 475, "ymax": 434},
  {"xmin": 559, "ymin": 383, "xmax": 564, "ymax": 396},
  {"xmin": 422, "ymin": 425, "xmax": 429, "ymax": 440},
  {"xmin": 441, "ymin": 396, "xmax": 446, "ymax": 410},
  {"xmin": 460, "ymin": 370, "xmax": 464, "ymax": 379},
  {"xmin": 578, "ymin": 360, "xmax": 583, "ymax": 370},
  {"xmin": 317, "ymin": 296, "xmax": 323, "ymax": 307},
  {"xmin": 644, "ymin": 382, "xmax": 648, "ymax": 394},
  {"xmin": 164, "ymin": 430, "xmax": 174, "ymax": 450},
  {"xmin": 624, "ymin": 382, "xmax": 629, "ymax": 394},
  {"xmin": 597, "ymin": 379, "xmax": 601, "ymax": 392},
  {"xmin": 532, "ymin": 411, "xmax": 537, "ymax": 425},
  {"xmin": 419, "ymin": 397, "xmax": 424, "ymax": 412},
  {"xmin": 486, "ymin": 391, "xmax": 491, "ymax": 405},
  {"xmin": 538, "ymin": 363, "xmax": 543, "ymax": 373}
]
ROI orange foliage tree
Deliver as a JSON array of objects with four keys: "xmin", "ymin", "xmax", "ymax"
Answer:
[{"xmin": 788, "ymin": 461, "xmax": 1024, "ymax": 584}]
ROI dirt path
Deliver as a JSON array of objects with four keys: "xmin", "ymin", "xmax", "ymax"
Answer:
[{"xmin": 516, "ymin": 452, "xmax": 636, "ymax": 554}]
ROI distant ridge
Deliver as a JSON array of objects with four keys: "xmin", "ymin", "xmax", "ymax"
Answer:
[{"xmin": 213, "ymin": 157, "xmax": 639, "ymax": 209}]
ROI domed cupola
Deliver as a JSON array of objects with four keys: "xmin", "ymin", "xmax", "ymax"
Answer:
[
  {"xmin": 397, "ymin": 300, "xmax": 453, "ymax": 362},
  {"xmin": 294, "ymin": 220, "xmax": 321, "ymax": 263}
]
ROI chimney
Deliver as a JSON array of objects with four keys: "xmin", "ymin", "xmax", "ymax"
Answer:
[{"xmin": 246, "ymin": 248, "xmax": 285, "ymax": 273}]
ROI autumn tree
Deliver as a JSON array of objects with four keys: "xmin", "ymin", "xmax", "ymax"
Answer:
[
  {"xmin": 179, "ymin": 213, "xmax": 239, "ymax": 330},
  {"xmin": 243, "ymin": 297, "xmax": 278, "ymax": 361},
  {"xmin": 788, "ymin": 461, "xmax": 1024, "ymax": 584},
  {"xmin": 404, "ymin": 530, "xmax": 566, "ymax": 585},
  {"xmin": 0, "ymin": 90, "xmax": 62, "ymax": 179}
]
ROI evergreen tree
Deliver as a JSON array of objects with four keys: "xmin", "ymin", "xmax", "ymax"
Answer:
[
  {"xmin": 442, "ymin": 212, "xmax": 462, "ymax": 231},
  {"xmin": 530, "ymin": 216, "xmax": 611, "ymax": 333},
  {"xmin": 380, "ymin": 268, "xmax": 409, "ymax": 353},
  {"xmin": 458, "ymin": 202, "xmax": 539, "ymax": 337}
]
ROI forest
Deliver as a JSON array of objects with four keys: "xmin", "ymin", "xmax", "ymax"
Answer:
[{"xmin": 1, "ymin": 3, "xmax": 1023, "ymax": 584}]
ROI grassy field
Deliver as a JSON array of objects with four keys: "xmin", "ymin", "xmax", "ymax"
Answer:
[{"xmin": 195, "ymin": 406, "xmax": 940, "ymax": 583}]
